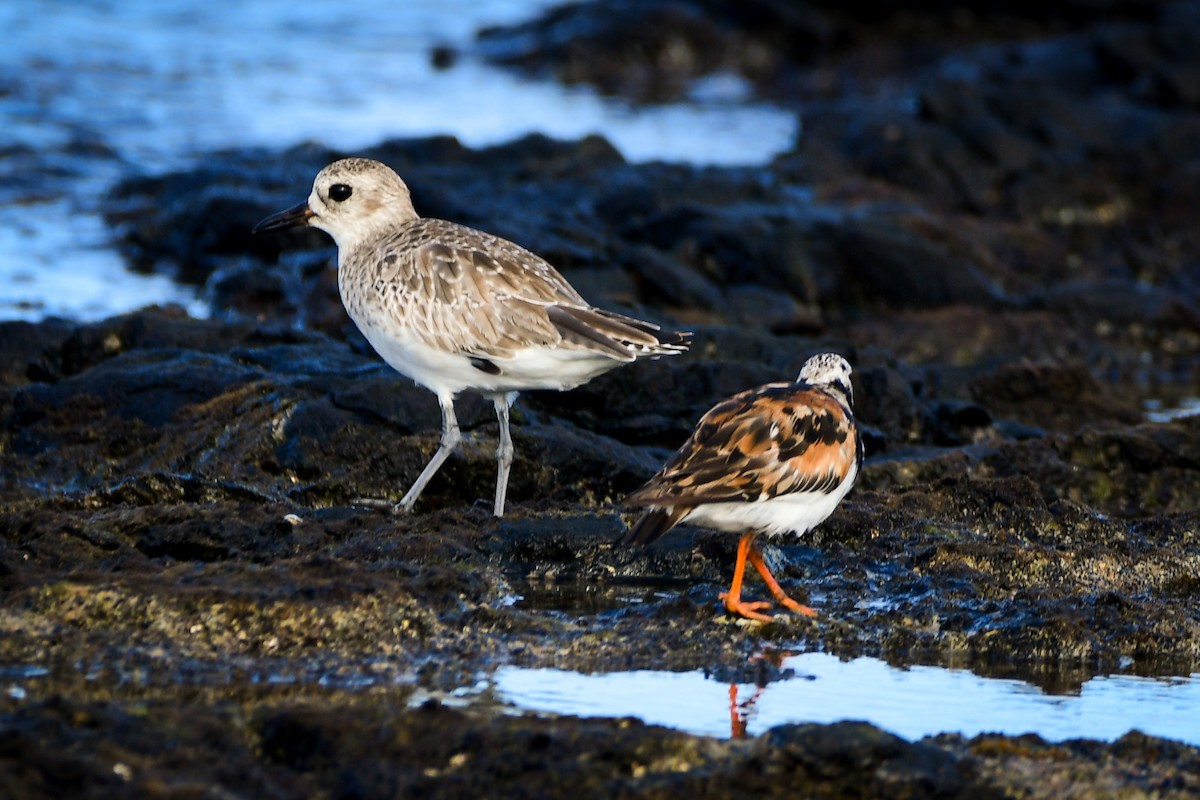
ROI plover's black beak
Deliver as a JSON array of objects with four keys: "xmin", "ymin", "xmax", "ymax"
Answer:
[{"xmin": 252, "ymin": 202, "xmax": 315, "ymax": 233}]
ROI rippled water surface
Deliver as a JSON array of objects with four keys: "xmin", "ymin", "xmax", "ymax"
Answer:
[
  {"xmin": 0, "ymin": 1, "xmax": 797, "ymax": 321},
  {"xmin": 494, "ymin": 652, "xmax": 1200, "ymax": 744}
]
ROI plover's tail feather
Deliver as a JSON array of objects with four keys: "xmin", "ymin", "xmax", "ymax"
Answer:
[
  {"xmin": 594, "ymin": 308, "xmax": 691, "ymax": 352},
  {"xmin": 548, "ymin": 305, "xmax": 690, "ymax": 361}
]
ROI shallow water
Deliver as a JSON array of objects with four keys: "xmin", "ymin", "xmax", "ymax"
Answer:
[
  {"xmin": 0, "ymin": 1, "xmax": 797, "ymax": 322},
  {"xmin": 493, "ymin": 652, "xmax": 1200, "ymax": 744},
  {"xmin": 4, "ymin": 646, "xmax": 1197, "ymax": 746}
]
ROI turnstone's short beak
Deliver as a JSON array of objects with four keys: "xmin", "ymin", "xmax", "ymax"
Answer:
[{"xmin": 252, "ymin": 202, "xmax": 315, "ymax": 233}]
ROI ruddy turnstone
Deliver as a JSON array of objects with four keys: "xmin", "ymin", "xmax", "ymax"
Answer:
[
  {"xmin": 622, "ymin": 353, "xmax": 861, "ymax": 621},
  {"xmin": 254, "ymin": 158, "xmax": 689, "ymax": 517}
]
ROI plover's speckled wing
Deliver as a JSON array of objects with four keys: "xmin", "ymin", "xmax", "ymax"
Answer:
[
  {"xmin": 352, "ymin": 217, "xmax": 682, "ymax": 364},
  {"xmin": 623, "ymin": 382, "xmax": 860, "ymax": 545}
]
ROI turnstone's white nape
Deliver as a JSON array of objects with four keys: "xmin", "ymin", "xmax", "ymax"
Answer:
[
  {"xmin": 255, "ymin": 158, "xmax": 689, "ymax": 517},
  {"xmin": 623, "ymin": 353, "xmax": 862, "ymax": 621}
]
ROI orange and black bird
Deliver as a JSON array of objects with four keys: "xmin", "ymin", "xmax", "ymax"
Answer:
[{"xmin": 622, "ymin": 353, "xmax": 862, "ymax": 621}]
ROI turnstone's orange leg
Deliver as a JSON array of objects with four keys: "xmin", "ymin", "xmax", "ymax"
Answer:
[
  {"xmin": 719, "ymin": 532, "xmax": 775, "ymax": 621},
  {"xmin": 747, "ymin": 542, "xmax": 817, "ymax": 618}
]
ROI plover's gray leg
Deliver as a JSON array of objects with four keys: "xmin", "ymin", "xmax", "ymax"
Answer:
[
  {"xmin": 490, "ymin": 391, "xmax": 519, "ymax": 517},
  {"xmin": 395, "ymin": 394, "xmax": 461, "ymax": 514}
]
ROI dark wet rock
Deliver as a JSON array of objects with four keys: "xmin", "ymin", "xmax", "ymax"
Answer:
[
  {"xmin": 203, "ymin": 255, "xmax": 302, "ymax": 324},
  {"xmin": 477, "ymin": 0, "xmax": 824, "ymax": 104},
  {"xmin": 2, "ymin": 487, "xmax": 1198, "ymax": 798},
  {"xmin": 804, "ymin": 211, "xmax": 1008, "ymax": 312},
  {"xmin": 939, "ymin": 730, "xmax": 1200, "ymax": 799},
  {"xmin": 524, "ymin": 354, "xmax": 781, "ymax": 448},
  {"xmin": 856, "ymin": 413, "xmax": 1200, "ymax": 518},
  {"xmin": 0, "ymin": 309, "xmax": 649, "ymax": 514},
  {"xmin": 3, "ymin": 312, "xmax": 1198, "ymax": 671},
  {"xmin": 981, "ymin": 417, "xmax": 1200, "ymax": 515},
  {"xmin": 778, "ymin": 4, "xmax": 1200, "ymax": 318},
  {"xmin": 1038, "ymin": 279, "xmax": 1200, "ymax": 330},
  {"xmin": 23, "ymin": 304, "xmax": 291, "ymax": 382},
  {"xmin": 8, "ymin": 693, "xmax": 1196, "ymax": 800},
  {"xmin": 474, "ymin": 0, "xmax": 1168, "ymax": 104},
  {"xmin": 764, "ymin": 721, "xmax": 966, "ymax": 796},
  {"xmin": 2, "ymin": 307, "xmax": 1199, "ymax": 797},
  {"xmin": 968, "ymin": 361, "xmax": 1142, "ymax": 434},
  {"xmin": 0, "ymin": 319, "xmax": 74, "ymax": 386},
  {"xmin": 106, "ymin": 176, "xmax": 278, "ymax": 284}
]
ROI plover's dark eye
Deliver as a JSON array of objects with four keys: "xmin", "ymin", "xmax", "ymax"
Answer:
[{"xmin": 329, "ymin": 183, "xmax": 353, "ymax": 202}]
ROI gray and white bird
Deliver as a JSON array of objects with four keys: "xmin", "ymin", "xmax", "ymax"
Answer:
[{"xmin": 254, "ymin": 157, "xmax": 689, "ymax": 516}]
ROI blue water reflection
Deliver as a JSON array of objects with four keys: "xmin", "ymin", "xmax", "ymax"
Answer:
[{"xmin": 494, "ymin": 652, "xmax": 1200, "ymax": 744}]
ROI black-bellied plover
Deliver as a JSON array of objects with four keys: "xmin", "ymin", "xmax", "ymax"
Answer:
[
  {"xmin": 622, "ymin": 353, "xmax": 862, "ymax": 621},
  {"xmin": 254, "ymin": 158, "xmax": 689, "ymax": 517}
]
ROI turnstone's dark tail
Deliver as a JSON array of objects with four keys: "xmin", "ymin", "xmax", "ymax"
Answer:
[{"xmin": 620, "ymin": 505, "xmax": 685, "ymax": 547}]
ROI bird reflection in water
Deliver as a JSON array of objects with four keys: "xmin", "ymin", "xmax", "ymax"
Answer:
[
  {"xmin": 727, "ymin": 648, "xmax": 799, "ymax": 738},
  {"xmin": 729, "ymin": 683, "xmax": 766, "ymax": 738}
]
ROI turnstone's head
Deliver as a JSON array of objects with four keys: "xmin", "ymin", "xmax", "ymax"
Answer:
[
  {"xmin": 797, "ymin": 352, "xmax": 854, "ymax": 408},
  {"xmin": 253, "ymin": 158, "xmax": 417, "ymax": 250}
]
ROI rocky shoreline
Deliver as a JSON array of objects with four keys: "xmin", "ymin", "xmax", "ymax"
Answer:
[{"xmin": 3, "ymin": 0, "xmax": 1200, "ymax": 796}]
